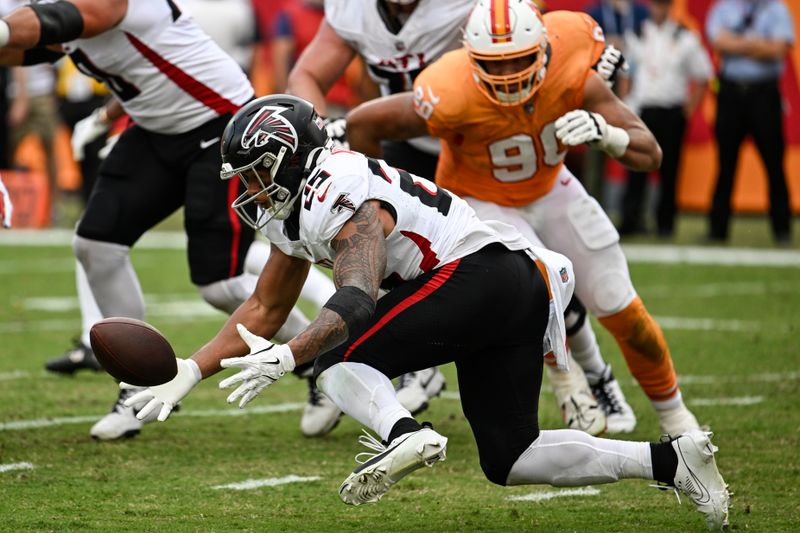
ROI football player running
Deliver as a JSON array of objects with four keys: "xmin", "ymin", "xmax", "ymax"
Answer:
[
  {"xmin": 0, "ymin": 0, "xmax": 336, "ymax": 440},
  {"xmin": 287, "ymin": 0, "xmax": 636, "ymax": 435},
  {"xmin": 124, "ymin": 94, "xmax": 729, "ymax": 531},
  {"xmin": 345, "ymin": 0, "xmax": 700, "ymax": 438}
]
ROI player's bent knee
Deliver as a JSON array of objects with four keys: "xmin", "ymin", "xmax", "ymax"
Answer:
[
  {"xmin": 591, "ymin": 271, "xmax": 636, "ymax": 316},
  {"xmin": 196, "ymin": 274, "xmax": 257, "ymax": 314},
  {"xmin": 73, "ymin": 235, "xmax": 130, "ymax": 272}
]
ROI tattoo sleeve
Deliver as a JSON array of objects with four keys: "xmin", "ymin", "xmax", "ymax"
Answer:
[{"xmin": 287, "ymin": 201, "xmax": 386, "ymax": 365}]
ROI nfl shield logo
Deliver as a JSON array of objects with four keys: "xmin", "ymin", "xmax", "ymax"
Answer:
[{"xmin": 559, "ymin": 267, "xmax": 569, "ymax": 283}]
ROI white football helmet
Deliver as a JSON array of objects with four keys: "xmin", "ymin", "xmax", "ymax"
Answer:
[{"xmin": 464, "ymin": 0, "xmax": 548, "ymax": 106}]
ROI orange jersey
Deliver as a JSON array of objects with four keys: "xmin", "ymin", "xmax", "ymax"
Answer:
[{"xmin": 413, "ymin": 11, "xmax": 606, "ymax": 207}]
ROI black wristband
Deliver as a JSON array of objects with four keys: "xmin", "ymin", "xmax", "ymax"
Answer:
[
  {"xmin": 323, "ymin": 286, "xmax": 376, "ymax": 335},
  {"xmin": 30, "ymin": 1, "xmax": 84, "ymax": 46}
]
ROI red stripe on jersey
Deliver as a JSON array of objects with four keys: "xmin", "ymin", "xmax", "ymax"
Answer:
[
  {"xmin": 125, "ymin": 32, "xmax": 240, "ymax": 116},
  {"xmin": 343, "ymin": 259, "xmax": 460, "ymax": 361},
  {"xmin": 226, "ymin": 178, "xmax": 242, "ymax": 277},
  {"xmin": 400, "ymin": 230, "xmax": 440, "ymax": 272}
]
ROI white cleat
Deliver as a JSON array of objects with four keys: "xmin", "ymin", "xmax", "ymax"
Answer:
[
  {"xmin": 560, "ymin": 388, "xmax": 607, "ymax": 436},
  {"xmin": 395, "ymin": 368, "xmax": 446, "ymax": 415},
  {"xmin": 659, "ymin": 404, "xmax": 701, "ymax": 438},
  {"xmin": 671, "ymin": 429, "xmax": 730, "ymax": 531},
  {"xmin": 300, "ymin": 378, "xmax": 343, "ymax": 438},
  {"xmin": 90, "ymin": 387, "xmax": 158, "ymax": 441},
  {"xmin": 588, "ymin": 364, "xmax": 637, "ymax": 433},
  {"xmin": 339, "ymin": 426, "xmax": 448, "ymax": 506}
]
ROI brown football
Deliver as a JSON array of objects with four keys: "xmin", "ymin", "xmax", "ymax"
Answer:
[{"xmin": 89, "ymin": 317, "xmax": 177, "ymax": 386}]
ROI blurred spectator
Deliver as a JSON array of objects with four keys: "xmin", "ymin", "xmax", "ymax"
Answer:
[
  {"xmin": 706, "ymin": 0, "xmax": 794, "ymax": 244},
  {"xmin": 272, "ymin": 0, "xmax": 356, "ymax": 115},
  {"xmin": 7, "ymin": 63, "xmax": 59, "ymax": 207},
  {"xmin": 621, "ymin": 0, "xmax": 713, "ymax": 237},
  {"xmin": 56, "ymin": 59, "xmax": 110, "ymax": 204},
  {"xmin": 181, "ymin": 0, "xmax": 257, "ymax": 74}
]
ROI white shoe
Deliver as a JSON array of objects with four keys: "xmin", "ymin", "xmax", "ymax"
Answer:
[
  {"xmin": 90, "ymin": 387, "xmax": 158, "ymax": 440},
  {"xmin": 300, "ymin": 378, "xmax": 342, "ymax": 437},
  {"xmin": 659, "ymin": 404, "xmax": 700, "ymax": 438},
  {"xmin": 395, "ymin": 368, "xmax": 446, "ymax": 415},
  {"xmin": 671, "ymin": 429, "xmax": 730, "ymax": 531},
  {"xmin": 588, "ymin": 364, "xmax": 637, "ymax": 433},
  {"xmin": 560, "ymin": 388, "xmax": 607, "ymax": 436},
  {"xmin": 339, "ymin": 426, "xmax": 448, "ymax": 506}
]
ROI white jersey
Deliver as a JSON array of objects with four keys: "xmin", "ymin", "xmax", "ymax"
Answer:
[
  {"xmin": 62, "ymin": 0, "xmax": 253, "ymax": 134},
  {"xmin": 325, "ymin": 0, "xmax": 473, "ymax": 154},
  {"xmin": 263, "ymin": 149, "xmax": 575, "ymax": 371},
  {"xmin": 263, "ymin": 150, "xmax": 529, "ymax": 283}
]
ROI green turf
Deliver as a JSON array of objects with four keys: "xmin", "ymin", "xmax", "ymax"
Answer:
[{"xmin": 1, "ymin": 238, "xmax": 799, "ymax": 532}]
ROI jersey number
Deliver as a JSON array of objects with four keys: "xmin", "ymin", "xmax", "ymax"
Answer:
[
  {"xmin": 70, "ymin": 50, "xmax": 141, "ymax": 102},
  {"xmin": 488, "ymin": 123, "xmax": 565, "ymax": 182}
]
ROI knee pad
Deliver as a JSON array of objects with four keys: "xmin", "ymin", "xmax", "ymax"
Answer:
[
  {"xmin": 567, "ymin": 196, "xmax": 619, "ymax": 251},
  {"xmin": 592, "ymin": 271, "xmax": 636, "ymax": 316},
  {"xmin": 564, "ymin": 296, "xmax": 587, "ymax": 335},
  {"xmin": 73, "ymin": 235, "xmax": 129, "ymax": 273},
  {"xmin": 197, "ymin": 273, "xmax": 257, "ymax": 314}
]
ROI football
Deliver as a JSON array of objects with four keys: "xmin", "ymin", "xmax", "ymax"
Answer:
[{"xmin": 89, "ymin": 317, "xmax": 178, "ymax": 386}]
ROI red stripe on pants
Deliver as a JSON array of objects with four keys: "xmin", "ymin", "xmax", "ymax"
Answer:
[{"xmin": 343, "ymin": 259, "xmax": 461, "ymax": 361}]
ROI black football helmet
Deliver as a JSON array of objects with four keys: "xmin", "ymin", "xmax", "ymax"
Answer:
[{"xmin": 220, "ymin": 94, "xmax": 331, "ymax": 229}]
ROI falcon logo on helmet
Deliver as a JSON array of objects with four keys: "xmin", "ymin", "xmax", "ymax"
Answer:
[
  {"xmin": 464, "ymin": 0, "xmax": 548, "ymax": 106},
  {"xmin": 241, "ymin": 105, "xmax": 299, "ymax": 152}
]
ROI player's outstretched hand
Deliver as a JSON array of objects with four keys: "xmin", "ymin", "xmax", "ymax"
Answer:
[
  {"xmin": 121, "ymin": 358, "xmax": 202, "ymax": 422},
  {"xmin": 219, "ymin": 324, "xmax": 296, "ymax": 408},
  {"xmin": 0, "ymin": 174, "xmax": 13, "ymax": 229},
  {"xmin": 594, "ymin": 44, "xmax": 629, "ymax": 88},
  {"xmin": 555, "ymin": 110, "xmax": 605, "ymax": 147},
  {"xmin": 71, "ymin": 108, "xmax": 111, "ymax": 161}
]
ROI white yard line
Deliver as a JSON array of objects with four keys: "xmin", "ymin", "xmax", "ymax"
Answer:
[
  {"xmin": 0, "ymin": 370, "xmax": 31, "ymax": 381},
  {"xmin": 654, "ymin": 316, "xmax": 762, "ymax": 332},
  {"xmin": 0, "ymin": 462, "xmax": 34, "ymax": 473},
  {"xmin": 0, "ymin": 402, "xmax": 304, "ymax": 431},
  {"xmin": 507, "ymin": 487, "xmax": 601, "ymax": 502},
  {"xmin": 689, "ymin": 396, "xmax": 764, "ymax": 406},
  {"xmin": 2, "ymin": 230, "xmax": 799, "ymax": 266},
  {"xmin": 211, "ymin": 475, "xmax": 321, "ymax": 491}
]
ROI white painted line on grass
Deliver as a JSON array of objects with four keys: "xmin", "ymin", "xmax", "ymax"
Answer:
[
  {"xmin": 621, "ymin": 244, "xmax": 800, "ymax": 267},
  {"xmin": 0, "ymin": 402, "xmax": 304, "ymax": 431},
  {"xmin": 211, "ymin": 475, "xmax": 321, "ymax": 491},
  {"xmin": 0, "ymin": 462, "xmax": 34, "ymax": 473},
  {"xmin": 3, "ymin": 231, "xmax": 799, "ymax": 266},
  {"xmin": 689, "ymin": 396, "xmax": 764, "ymax": 406},
  {"xmin": 507, "ymin": 487, "xmax": 601, "ymax": 502},
  {"xmin": 655, "ymin": 316, "xmax": 761, "ymax": 332},
  {"xmin": 0, "ymin": 370, "xmax": 30, "ymax": 381},
  {"xmin": 678, "ymin": 371, "xmax": 799, "ymax": 384}
]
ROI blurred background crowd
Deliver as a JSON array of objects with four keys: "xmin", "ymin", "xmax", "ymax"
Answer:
[{"xmin": 0, "ymin": 0, "xmax": 797, "ymax": 246}]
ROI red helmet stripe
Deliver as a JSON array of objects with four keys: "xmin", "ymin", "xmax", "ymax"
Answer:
[{"xmin": 490, "ymin": 0, "xmax": 512, "ymax": 43}]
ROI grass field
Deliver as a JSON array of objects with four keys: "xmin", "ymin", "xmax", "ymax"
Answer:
[{"xmin": 1, "ymin": 221, "xmax": 799, "ymax": 532}]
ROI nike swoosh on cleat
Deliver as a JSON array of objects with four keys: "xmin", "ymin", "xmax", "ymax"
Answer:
[{"xmin": 200, "ymin": 137, "xmax": 221, "ymax": 150}]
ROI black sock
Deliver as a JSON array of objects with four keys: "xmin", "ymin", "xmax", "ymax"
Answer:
[
  {"xmin": 387, "ymin": 417, "xmax": 423, "ymax": 444},
  {"xmin": 650, "ymin": 442, "xmax": 679, "ymax": 485}
]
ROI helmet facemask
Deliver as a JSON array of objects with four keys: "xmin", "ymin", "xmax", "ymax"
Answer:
[
  {"xmin": 464, "ymin": 0, "xmax": 548, "ymax": 106},
  {"xmin": 221, "ymin": 146, "xmax": 301, "ymax": 230}
]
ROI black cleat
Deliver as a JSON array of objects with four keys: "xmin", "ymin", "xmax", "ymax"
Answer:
[{"xmin": 45, "ymin": 339, "xmax": 103, "ymax": 374}]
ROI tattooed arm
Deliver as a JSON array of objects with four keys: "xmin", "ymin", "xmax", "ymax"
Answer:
[{"xmin": 287, "ymin": 200, "xmax": 390, "ymax": 365}]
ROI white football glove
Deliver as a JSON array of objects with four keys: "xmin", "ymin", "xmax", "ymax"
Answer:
[
  {"xmin": 71, "ymin": 107, "xmax": 111, "ymax": 161},
  {"xmin": 554, "ymin": 110, "xmax": 630, "ymax": 158},
  {"xmin": 323, "ymin": 117, "xmax": 348, "ymax": 149},
  {"xmin": 594, "ymin": 45, "xmax": 629, "ymax": 88},
  {"xmin": 0, "ymin": 174, "xmax": 13, "ymax": 229},
  {"xmin": 121, "ymin": 358, "xmax": 202, "ymax": 421},
  {"xmin": 218, "ymin": 324, "xmax": 296, "ymax": 408}
]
